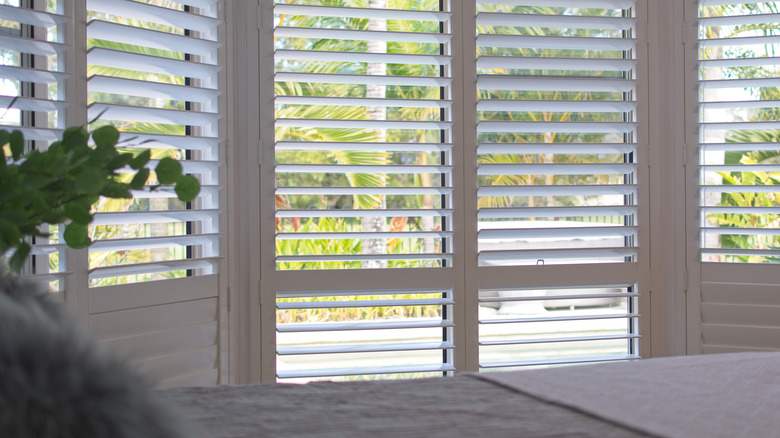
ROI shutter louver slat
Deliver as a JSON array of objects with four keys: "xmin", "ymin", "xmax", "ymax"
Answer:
[
  {"xmin": 86, "ymin": 0, "xmax": 222, "ymax": 287},
  {"xmin": 476, "ymin": 1, "xmax": 641, "ymax": 370},
  {"xmin": 274, "ymin": 0, "xmax": 454, "ymax": 381}
]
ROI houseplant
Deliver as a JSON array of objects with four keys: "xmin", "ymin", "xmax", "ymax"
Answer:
[{"xmin": 0, "ymin": 125, "xmax": 199, "ymax": 273}]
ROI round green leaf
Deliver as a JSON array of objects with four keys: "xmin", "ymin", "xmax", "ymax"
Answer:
[
  {"xmin": 128, "ymin": 149, "xmax": 151, "ymax": 170},
  {"xmin": 130, "ymin": 168, "xmax": 150, "ymax": 190},
  {"xmin": 9, "ymin": 130, "xmax": 24, "ymax": 160},
  {"xmin": 61, "ymin": 126, "xmax": 89, "ymax": 151},
  {"xmin": 92, "ymin": 125, "xmax": 119, "ymax": 148},
  {"xmin": 155, "ymin": 157, "xmax": 182, "ymax": 185},
  {"xmin": 64, "ymin": 202, "xmax": 93, "ymax": 225},
  {"xmin": 64, "ymin": 222, "xmax": 91, "ymax": 249},
  {"xmin": 174, "ymin": 175, "xmax": 200, "ymax": 202},
  {"xmin": 75, "ymin": 167, "xmax": 108, "ymax": 194}
]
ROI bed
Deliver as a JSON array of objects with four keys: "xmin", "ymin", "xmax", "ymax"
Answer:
[{"xmin": 161, "ymin": 351, "xmax": 780, "ymax": 438}]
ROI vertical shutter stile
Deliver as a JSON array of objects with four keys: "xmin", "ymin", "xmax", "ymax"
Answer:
[
  {"xmin": 475, "ymin": 1, "xmax": 644, "ymax": 369},
  {"xmin": 273, "ymin": 1, "xmax": 455, "ymax": 381}
]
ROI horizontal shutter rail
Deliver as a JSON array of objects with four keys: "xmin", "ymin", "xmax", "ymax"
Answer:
[
  {"xmin": 274, "ymin": 4, "xmax": 450, "ymax": 22},
  {"xmin": 699, "ymin": 0, "xmax": 777, "ymax": 6},
  {"xmin": 477, "ymin": 121, "xmax": 636, "ymax": 134},
  {"xmin": 89, "ymin": 233, "xmax": 220, "ymax": 252},
  {"xmin": 700, "ymin": 56, "xmax": 780, "ymax": 69},
  {"xmin": 701, "ymin": 100, "xmax": 780, "ymax": 110},
  {"xmin": 129, "ymin": 184, "xmax": 221, "ymax": 199},
  {"xmin": 700, "ymin": 77, "xmax": 780, "ymax": 89},
  {"xmin": 0, "ymin": 65, "xmax": 68, "ymax": 83},
  {"xmin": 480, "ymin": 354, "xmax": 640, "ymax": 370},
  {"xmin": 701, "ymin": 142, "xmax": 780, "ymax": 152},
  {"xmin": 277, "ymin": 320, "xmax": 453, "ymax": 333},
  {"xmin": 703, "ymin": 227, "xmax": 780, "ymax": 237},
  {"xmin": 700, "ymin": 12, "xmax": 780, "ymax": 28},
  {"xmin": 480, "ymin": 334, "xmax": 640, "ymax": 347},
  {"xmin": 277, "ymin": 363, "xmax": 455, "ymax": 380},
  {"xmin": 480, "ymin": 292, "xmax": 639, "ymax": 303},
  {"xmin": 92, "ymin": 209, "xmax": 221, "ymax": 225},
  {"xmin": 276, "ymin": 141, "xmax": 451, "ymax": 153},
  {"xmin": 479, "ymin": 226, "xmax": 637, "ymax": 240},
  {"xmin": 275, "ymin": 26, "xmax": 451, "ymax": 44},
  {"xmin": 476, "ymin": 0, "xmax": 635, "ymax": 7},
  {"xmin": 277, "ymin": 186, "xmax": 451, "ymax": 196},
  {"xmin": 86, "ymin": 0, "xmax": 220, "ymax": 32},
  {"xmin": 702, "ymin": 206, "xmax": 780, "ymax": 215},
  {"xmin": 0, "ymin": 34, "xmax": 67, "ymax": 56},
  {"xmin": 0, "ymin": 4, "xmax": 67, "ymax": 27},
  {"xmin": 701, "ymin": 121, "xmax": 780, "ymax": 131},
  {"xmin": 277, "ymin": 298, "xmax": 455, "ymax": 310},
  {"xmin": 477, "ymin": 55, "xmax": 636, "ymax": 72},
  {"xmin": 477, "ymin": 142, "xmax": 636, "ymax": 155},
  {"xmin": 276, "ymin": 164, "xmax": 450, "ymax": 174},
  {"xmin": 278, "ymin": 288, "xmax": 451, "ymax": 298},
  {"xmin": 702, "ymin": 248, "xmax": 780, "ymax": 257},
  {"xmin": 88, "ymin": 257, "xmax": 221, "ymax": 280},
  {"xmin": 87, "ymin": 20, "xmax": 220, "ymax": 56},
  {"xmin": 701, "ymin": 185, "xmax": 780, "ymax": 194},
  {"xmin": 116, "ymin": 132, "xmax": 219, "ymax": 151},
  {"xmin": 0, "ymin": 126, "xmax": 61, "ymax": 141},
  {"xmin": 476, "ymin": 12, "xmax": 635, "ymax": 30},
  {"xmin": 276, "ymin": 231, "xmax": 451, "ymax": 240},
  {"xmin": 276, "ymin": 254, "xmax": 452, "ymax": 263},
  {"xmin": 478, "ymin": 163, "xmax": 637, "ymax": 176},
  {"xmin": 477, "ymin": 76, "xmax": 636, "ymax": 92},
  {"xmin": 176, "ymin": 0, "xmax": 219, "ymax": 7},
  {"xmin": 25, "ymin": 272, "xmax": 70, "ymax": 283},
  {"xmin": 477, "ymin": 99, "xmax": 635, "ymax": 113},
  {"xmin": 275, "ymin": 72, "xmax": 451, "ymax": 87},
  {"xmin": 702, "ymin": 164, "xmax": 780, "ymax": 173},
  {"xmin": 88, "ymin": 75, "xmax": 219, "ymax": 103},
  {"xmin": 0, "ymin": 96, "xmax": 68, "ymax": 113},
  {"xmin": 88, "ymin": 48, "xmax": 221, "ymax": 80},
  {"xmin": 479, "ymin": 206, "xmax": 637, "ymax": 219},
  {"xmin": 479, "ymin": 247, "xmax": 637, "ymax": 261},
  {"xmin": 274, "ymin": 49, "xmax": 449, "ymax": 66},
  {"xmin": 88, "ymin": 103, "xmax": 219, "ymax": 126},
  {"xmin": 275, "ymin": 96, "xmax": 451, "ymax": 109},
  {"xmin": 476, "ymin": 34, "xmax": 636, "ymax": 51},
  {"xmin": 278, "ymin": 341, "xmax": 454, "ymax": 356},
  {"xmin": 275, "ymin": 118, "xmax": 449, "ymax": 130},
  {"xmin": 29, "ymin": 244, "xmax": 66, "ymax": 256},
  {"xmin": 700, "ymin": 35, "xmax": 780, "ymax": 48},
  {"xmin": 144, "ymin": 159, "xmax": 219, "ymax": 175},
  {"xmin": 478, "ymin": 184, "xmax": 637, "ymax": 197},
  {"xmin": 479, "ymin": 312, "xmax": 639, "ymax": 325},
  {"xmin": 276, "ymin": 209, "xmax": 452, "ymax": 219}
]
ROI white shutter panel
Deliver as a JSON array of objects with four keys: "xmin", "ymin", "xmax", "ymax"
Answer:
[
  {"xmin": 697, "ymin": 1, "xmax": 780, "ymax": 353},
  {"xmin": 84, "ymin": 0, "xmax": 223, "ymax": 387},
  {"xmin": 476, "ymin": 1, "xmax": 644, "ymax": 369},
  {"xmin": 273, "ymin": 1, "xmax": 455, "ymax": 381},
  {"xmin": 0, "ymin": 1, "xmax": 69, "ymax": 294}
]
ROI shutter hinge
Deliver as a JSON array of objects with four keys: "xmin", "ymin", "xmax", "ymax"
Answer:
[
  {"xmin": 683, "ymin": 269, "xmax": 688, "ymax": 294},
  {"xmin": 257, "ymin": 1, "xmax": 263, "ymax": 30},
  {"xmin": 258, "ymin": 139, "xmax": 263, "ymax": 166},
  {"xmin": 225, "ymin": 141, "xmax": 229, "ymax": 166},
  {"xmin": 681, "ymin": 21, "xmax": 686, "ymax": 45},
  {"xmin": 682, "ymin": 143, "xmax": 687, "ymax": 167},
  {"xmin": 647, "ymin": 272, "xmax": 652, "ymax": 295},
  {"xmin": 226, "ymin": 286, "xmax": 231, "ymax": 312}
]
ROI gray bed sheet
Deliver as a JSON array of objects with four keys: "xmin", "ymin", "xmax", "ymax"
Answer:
[{"xmin": 161, "ymin": 373, "xmax": 651, "ymax": 438}]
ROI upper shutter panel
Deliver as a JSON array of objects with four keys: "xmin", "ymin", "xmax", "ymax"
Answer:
[
  {"xmin": 273, "ymin": 1, "xmax": 455, "ymax": 382},
  {"xmin": 476, "ymin": 2, "xmax": 639, "ymax": 267},
  {"xmin": 0, "ymin": 1, "xmax": 69, "ymax": 293},
  {"xmin": 698, "ymin": 2, "xmax": 780, "ymax": 354},
  {"xmin": 85, "ymin": 0, "xmax": 222, "ymax": 287}
]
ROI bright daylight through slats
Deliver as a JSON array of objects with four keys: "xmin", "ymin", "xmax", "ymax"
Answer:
[{"xmin": 699, "ymin": 1, "xmax": 780, "ymax": 264}]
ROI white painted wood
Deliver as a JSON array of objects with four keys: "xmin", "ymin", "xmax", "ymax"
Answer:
[
  {"xmin": 702, "ymin": 325, "xmax": 780, "ymax": 351},
  {"xmin": 703, "ymin": 283, "xmax": 780, "ymax": 306},
  {"xmin": 132, "ymin": 346, "xmax": 219, "ymax": 384},
  {"xmin": 89, "ymin": 275, "xmax": 218, "ymax": 314},
  {"xmin": 276, "ymin": 268, "xmax": 454, "ymax": 295},
  {"xmin": 158, "ymin": 369, "xmax": 220, "ymax": 389},
  {"xmin": 89, "ymin": 298, "xmax": 217, "ymax": 341},
  {"xmin": 101, "ymin": 322, "xmax": 218, "ymax": 362},
  {"xmin": 479, "ymin": 264, "xmax": 639, "ymax": 291},
  {"xmin": 702, "ymin": 303, "xmax": 780, "ymax": 328}
]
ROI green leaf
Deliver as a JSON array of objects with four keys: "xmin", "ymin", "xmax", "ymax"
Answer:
[
  {"xmin": 130, "ymin": 168, "xmax": 150, "ymax": 190},
  {"xmin": 156, "ymin": 157, "xmax": 182, "ymax": 185},
  {"xmin": 64, "ymin": 222, "xmax": 91, "ymax": 249},
  {"xmin": 0, "ymin": 217, "xmax": 20, "ymax": 247},
  {"xmin": 61, "ymin": 126, "xmax": 88, "ymax": 151},
  {"xmin": 100, "ymin": 181, "xmax": 132, "ymax": 199},
  {"xmin": 64, "ymin": 202, "xmax": 93, "ymax": 225},
  {"xmin": 128, "ymin": 149, "xmax": 151, "ymax": 170},
  {"xmin": 75, "ymin": 167, "xmax": 108, "ymax": 194},
  {"xmin": 8, "ymin": 243, "xmax": 30, "ymax": 274},
  {"xmin": 92, "ymin": 125, "xmax": 119, "ymax": 148},
  {"xmin": 174, "ymin": 175, "xmax": 200, "ymax": 202},
  {"xmin": 9, "ymin": 130, "xmax": 24, "ymax": 160}
]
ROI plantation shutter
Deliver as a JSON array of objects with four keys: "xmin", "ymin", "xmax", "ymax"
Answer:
[
  {"xmin": 0, "ymin": 1, "xmax": 70, "ymax": 295},
  {"xmin": 83, "ymin": 0, "xmax": 224, "ymax": 387},
  {"xmin": 475, "ymin": 0, "xmax": 646, "ymax": 369},
  {"xmin": 273, "ymin": 1, "xmax": 456, "ymax": 381},
  {"xmin": 696, "ymin": 1, "xmax": 780, "ymax": 353}
]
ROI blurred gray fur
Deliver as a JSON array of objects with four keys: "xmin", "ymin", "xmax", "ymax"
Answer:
[{"xmin": 0, "ymin": 269, "xmax": 195, "ymax": 438}]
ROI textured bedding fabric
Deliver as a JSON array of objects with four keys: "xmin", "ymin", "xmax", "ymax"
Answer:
[
  {"xmin": 479, "ymin": 352, "xmax": 780, "ymax": 438},
  {"xmin": 162, "ymin": 374, "xmax": 650, "ymax": 438}
]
